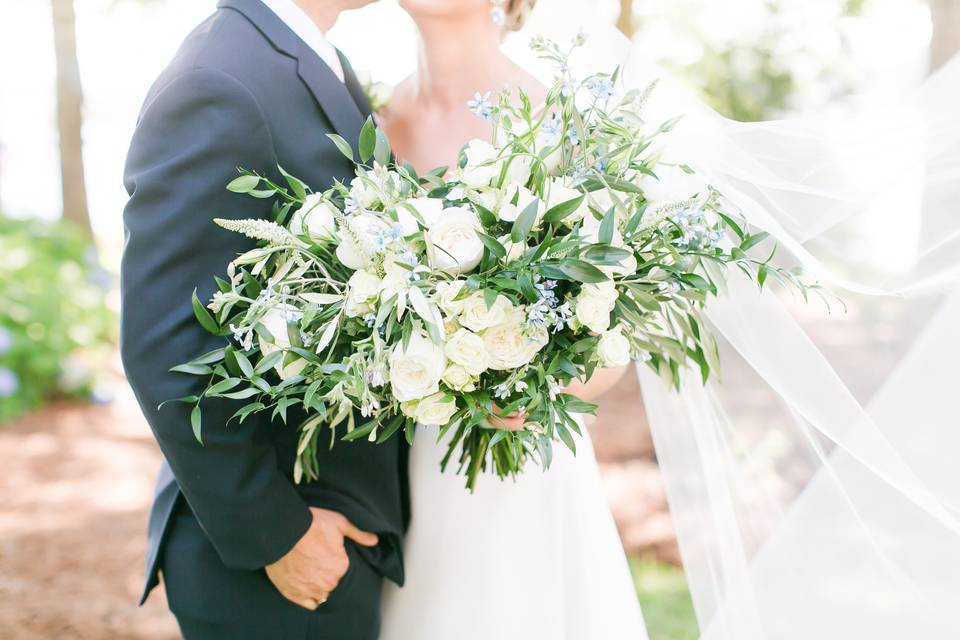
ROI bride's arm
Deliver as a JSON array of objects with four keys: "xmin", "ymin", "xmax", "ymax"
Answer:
[{"xmin": 564, "ymin": 365, "xmax": 629, "ymax": 402}]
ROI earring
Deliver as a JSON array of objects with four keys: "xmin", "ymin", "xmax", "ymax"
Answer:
[{"xmin": 490, "ymin": 0, "xmax": 507, "ymax": 27}]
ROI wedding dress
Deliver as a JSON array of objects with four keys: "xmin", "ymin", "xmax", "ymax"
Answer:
[{"xmin": 380, "ymin": 423, "xmax": 649, "ymax": 640}]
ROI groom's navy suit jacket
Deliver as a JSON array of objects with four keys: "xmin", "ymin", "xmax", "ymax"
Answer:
[{"xmin": 121, "ymin": 0, "xmax": 408, "ymax": 607}]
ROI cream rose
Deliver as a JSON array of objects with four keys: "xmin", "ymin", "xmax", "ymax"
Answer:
[
  {"xmin": 407, "ymin": 392, "xmax": 458, "ymax": 427},
  {"xmin": 388, "ymin": 332, "xmax": 446, "ymax": 402},
  {"xmin": 289, "ymin": 194, "xmax": 337, "ymax": 242},
  {"xmin": 575, "ymin": 285, "xmax": 617, "ymax": 334},
  {"xmin": 257, "ymin": 305, "xmax": 306, "ymax": 380},
  {"xmin": 434, "ymin": 280, "xmax": 469, "ymax": 317},
  {"xmin": 482, "ymin": 309, "xmax": 549, "ymax": 371},
  {"xmin": 442, "ymin": 364, "xmax": 477, "ymax": 392},
  {"xmin": 425, "ymin": 207, "xmax": 484, "ymax": 275},
  {"xmin": 401, "ymin": 197, "xmax": 444, "ymax": 229},
  {"xmin": 597, "ymin": 328, "xmax": 632, "ymax": 367},
  {"xmin": 344, "ymin": 270, "xmax": 381, "ymax": 318},
  {"xmin": 459, "ymin": 293, "xmax": 513, "ymax": 332},
  {"xmin": 445, "ymin": 328, "xmax": 490, "ymax": 376}
]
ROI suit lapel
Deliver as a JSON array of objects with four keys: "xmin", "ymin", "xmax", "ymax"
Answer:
[
  {"xmin": 338, "ymin": 50, "xmax": 374, "ymax": 120},
  {"xmin": 217, "ymin": 0, "xmax": 366, "ymax": 146}
]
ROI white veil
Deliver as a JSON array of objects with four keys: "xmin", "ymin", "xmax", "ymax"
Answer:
[{"xmin": 506, "ymin": 1, "xmax": 960, "ymax": 638}]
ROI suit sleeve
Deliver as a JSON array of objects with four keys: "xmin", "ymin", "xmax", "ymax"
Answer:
[{"xmin": 120, "ymin": 67, "xmax": 312, "ymax": 570}]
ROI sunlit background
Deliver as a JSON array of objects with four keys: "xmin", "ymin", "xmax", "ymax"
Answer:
[{"xmin": 0, "ymin": 0, "xmax": 956, "ymax": 638}]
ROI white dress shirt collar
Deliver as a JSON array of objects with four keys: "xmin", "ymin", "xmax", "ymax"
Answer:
[{"xmin": 259, "ymin": 0, "xmax": 345, "ymax": 82}]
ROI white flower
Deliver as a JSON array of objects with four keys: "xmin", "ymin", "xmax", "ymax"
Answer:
[
  {"xmin": 434, "ymin": 280, "xmax": 469, "ymax": 316},
  {"xmin": 403, "ymin": 392, "xmax": 458, "ymax": 427},
  {"xmin": 344, "ymin": 270, "xmax": 381, "ymax": 318},
  {"xmin": 460, "ymin": 139, "xmax": 500, "ymax": 188},
  {"xmin": 575, "ymin": 284, "xmax": 617, "ymax": 333},
  {"xmin": 459, "ymin": 293, "xmax": 514, "ymax": 332},
  {"xmin": 289, "ymin": 194, "xmax": 337, "ymax": 242},
  {"xmin": 641, "ymin": 165, "xmax": 706, "ymax": 209},
  {"xmin": 482, "ymin": 308, "xmax": 549, "ymax": 370},
  {"xmin": 401, "ymin": 197, "xmax": 445, "ymax": 229},
  {"xmin": 349, "ymin": 171, "xmax": 381, "ymax": 209},
  {"xmin": 379, "ymin": 258, "xmax": 412, "ymax": 299},
  {"xmin": 425, "ymin": 207, "xmax": 484, "ymax": 275},
  {"xmin": 498, "ymin": 185, "xmax": 544, "ymax": 223},
  {"xmin": 498, "ymin": 234, "xmax": 526, "ymax": 263},
  {"xmin": 597, "ymin": 328, "xmax": 632, "ymax": 367},
  {"xmin": 445, "ymin": 328, "xmax": 490, "ymax": 376},
  {"xmin": 546, "ymin": 177, "xmax": 585, "ymax": 224},
  {"xmin": 389, "ymin": 332, "xmax": 446, "ymax": 402},
  {"xmin": 503, "ymin": 154, "xmax": 533, "ymax": 186},
  {"xmin": 442, "ymin": 364, "xmax": 477, "ymax": 391},
  {"xmin": 336, "ymin": 212, "xmax": 389, "ymax": 271},
  {"xmin": 257, "ymin": 304, "xmax": 306, "ymax": 380}
]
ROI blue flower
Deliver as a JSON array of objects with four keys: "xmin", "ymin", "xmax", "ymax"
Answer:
[
  {"xmin": 467, "ymin": 92, "xmax": 494, "ymax": 122},
  {"xmin": 538, "ymin": 113, "xmax": 563, "ymax": 147},
  {"xmin": 566, "ymin": 127, "xmax": 580, "ymax": 146},
  {"xmin": 586, "ymin": 77, "xmax": 615, "ymax": 102},
  {"xmin": 0, "ymin": 367, "xmax": 19, "ymax": 398}
]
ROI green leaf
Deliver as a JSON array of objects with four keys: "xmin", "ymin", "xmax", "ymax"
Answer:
[
  {"xmin": 279, "ymin": 166, "xmax": 307, "ymax": 200},
  {"xmin": 358, "ymin": 118, "xmax": 376, "ymax": 163},
  {"xmin": 342, "ymin": 421, "xmax": 378, "ymax": 442},
  {"xmin": 542, "ymin": 194, "xmax": 585, "ymax": 224},
  {"xmin": 220, "ymin": 388, "xmax": 260, "ymax": 400},
  {"xmin": 226, "ymin": 174, "xmax": 260, "ymax": 193},
  {"xmin": 191, "ymin": 404, "xmax": 203, "ymax": 444},
  {"xmin": 510, "ymin": 197, "xmax": 541, "ymax": 243},
  {"xmin": 477, "ymin": 232, "xmax": 507, "ymax": 260},
  {"xmin": 230, "ymin": 402, "xmax": 265, "ymax": 425},
  {"xmin": 326, "ymin": 133, "xmax": 354, "ymax": 162},
  {"xmin": 233, "ymin": 350, "xmax": 254, "ymax": 378},
  {"xmin": 557, "ymin": 260, "xmax": 610, "ymax": 283},
  {"xmin": 583, "ymin": 245, "xmax": 632, "ymax": 265},
  {"xmin": 254, "ymin": 350, "xmax": 284, "ymax": 374},
  {"xmin": 169, "ymin": 363, "xmax": 213, "ymax": 376},
  {"xmin": 483, "ymin": 288, "xmax": 499, "ymax": 309},
  {"xmin": 374, "ymin": 127, "xmax": 392, "ymax": 166},
  {"xmin": 191, "ymin": 289, "xmax": 220, "ymax": 334},
  {"xmin": 190, "ymin": 347, "xmax": 227, "ymax": 366},
  {"xmin": 208, "ymin": 377, "xmax": 241, "ymax": 395},
  {"xmin": 598, "ymin": 206, "xmax": 616, "ymax": 245},
  {"xmin": 740, "ymin": 231, "xmax": 770, "ymax": 252}
]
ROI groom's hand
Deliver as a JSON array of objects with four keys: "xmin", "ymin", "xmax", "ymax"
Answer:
[{"xmin": 265, "ymin": 507, "xmax": 379, "ymax": 610}]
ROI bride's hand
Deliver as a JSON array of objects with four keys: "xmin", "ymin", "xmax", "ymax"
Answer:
[{"xmin": 488, "ymin": 406, "xmax": 527, "ymax": 432}]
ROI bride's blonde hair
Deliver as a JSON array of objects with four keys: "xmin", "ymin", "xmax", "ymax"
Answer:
[{"xmin": 504, "ymin": 0, "xmax": 537, "ymax": 31}]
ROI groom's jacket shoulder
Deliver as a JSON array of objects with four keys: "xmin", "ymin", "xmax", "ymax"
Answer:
[{"xmin": 138, "ymin": 5, "xmax": 292, "ymax": 123}]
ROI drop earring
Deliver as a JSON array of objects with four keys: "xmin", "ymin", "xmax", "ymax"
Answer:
[{"xmin": 490, "ymin": 0, "xmax": 507, "ymax": 27}]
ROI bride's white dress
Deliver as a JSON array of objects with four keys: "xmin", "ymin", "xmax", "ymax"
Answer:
[{"xmin": 380, "ymin": 423, "xmax": 648, "ymax": 639}]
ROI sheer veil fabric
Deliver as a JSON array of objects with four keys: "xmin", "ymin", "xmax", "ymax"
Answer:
[{"xmin": 505, "ymin": 1, "xmax": 960, "ymax": 637}]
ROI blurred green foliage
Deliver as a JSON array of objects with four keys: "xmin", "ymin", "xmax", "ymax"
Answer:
[
  {"xmin": 0, "ymin": 214, "xmax": 116, "ymax": 421},
  {"xmin": 632, "ymin": 556, "xmax": 699, "ymax": 640}
]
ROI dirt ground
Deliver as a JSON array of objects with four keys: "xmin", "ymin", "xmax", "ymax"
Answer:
[{"xmin": 0, "ymin": 362, "xmax": 666, "ymax": 640}]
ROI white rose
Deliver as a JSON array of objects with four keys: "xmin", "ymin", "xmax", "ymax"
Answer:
[
  {"xmin": 344, "ymin": 270, "xmax": 381, "ymax": 318},
  {"xmin": 641, "ymin": 165, "xmax": 707, "ymax": 208},
  {"xmin": 336, "ymin": 212, "xmax": 389, "ymax": 271},
  {"xmin": 460, "ymin": 139, "xmax": 499, "ymax": 188},
  {"xmin": 435, "ymin": 280, "xmax": 469, "ymax": 316},
  {"xmin": 459, "ymin": 293, "xmax": 513, "ymax": 332},
  {"xmin": 499, "ymin": 185, "xmax": 545, "ymax": 224},
  {"xmin": 482, "ymin": 308, "xmax": 549, "ymax": 370},
  {"xmin": 445, "ymin": 328, "xmax": 490, "ymax": 376},
  {"xmin": 389, "ymin": 332, "xmax": 446, "ymax": 402},
  {"xmin": 442, "ymin": 364, "xmax": 477, "ymax": 392},
  {"xmin": 401, "ymin": 197, "xmax": 445, "ymax": 229},
  {"xmin": 425, "ymin": 207, "xmax": 484, "ymax": 275},
  {"xmin": 503, "ymin": 154, "xmax": 533, "ymax": 186},
  {"xmin": 575, "ymin": 288, "xmax": 617, "ymax": 334},
  {"xmin": 289, "ymin": 194, "xmax": 337, "ymax": 242},
  {"xmin": 597, "ymin": 328, "xmax": 632, "ymax": 367},
  {"xmin": 408, "ymin": 392, "xmax": 458, "ymax": 427},
  {"xmin": 257, "ymin": 305, "xmax": 306, "ymax": 380},
  {"xmin": 471, "ymin": 188, "xmax": 502, "ymax": 213}
]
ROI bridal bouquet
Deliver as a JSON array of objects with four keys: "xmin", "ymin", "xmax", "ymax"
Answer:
[{"xmin": 171, "ymin": 37, "xmax": 811, "ymax": 490}]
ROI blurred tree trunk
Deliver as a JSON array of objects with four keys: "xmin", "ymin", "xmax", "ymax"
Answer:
[
  {"xmin": 616, "ymin": 0, "xmax": 635, "ymax": 38},
  {"xmin": 52, "ymin": 0, "xmax": 92, "ymax": 237},
  {"xmin": 929, "ymin": 0, "xmax": 960, "ymax": 71}
]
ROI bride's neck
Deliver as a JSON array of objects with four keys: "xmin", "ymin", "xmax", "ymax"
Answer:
[{"xmin": 410, "ymin": 16, "xmax": 511, "ymax": 110}]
